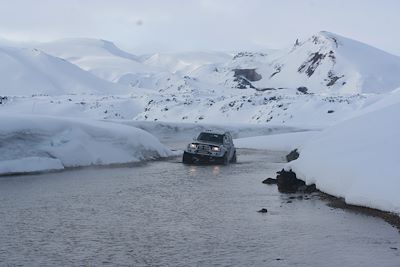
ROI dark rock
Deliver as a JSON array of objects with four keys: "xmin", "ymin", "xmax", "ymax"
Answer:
[
  {"xmin": 297, "ymin": 87, "xmax": 308, "ymax": 94},
  {"xmin": 305, "ymin": 185, "xmax": 317, "ymax": 194},
  {"xmin": 286, "ymin": 200, "xmax": 292, "ymax": 203},
  {"xmin": 297, "ymin": 185, "xmax": 307, "ymax": 192},
  {"xmin": 233, "ymin": 69, "xmax": 262, "ymax": 82},
  {"xmin": 276, "ymin": 169, "xmax": 317, "ymax": 193},
  {"xmin": 276, "ymin": 169, "xmax": 304, "ymax": 193},
  {"xmin": 327, "ymin": 110, "xmax": 334, "ymax": 113},
  {"xmin": 328, "ymin": 50, "xmax": 336, "ymax": 62},
  {"xmin": 232, "ymin": 52, "xmax": 267, "ymax": 60},
  {"xmin": 257, "ymin": 208, "xmax": 268, "ymax": 213},
  {"xmin": 262, "ymin": 178, "xmax": 277, "ymax": 185},
  {"xmin": 326, "ymin": 71, "xmax": 344, "ymax": 86},
  {"xmin": 270, "ymin": 65, "xmax": 282, "ymax": 78},
  {"xmin": 298, "ymin": 52, "xmax": 326, "ymax": 77},
  {"xmin": 286, "ymin": 149, "xmax": 299, "ymax": 162},
  {"xmin": 256, "ymin": 87, "xmax": 276, "ymax": 92},
  {"xmin": 0, "ymin": 96, "xmax": 8, "ymax": 105},
  {"xmin": 233, "ymin": 76, "xmax": 256, "ymax": 89},
  {"xmin": 390, "ymin": 247, "xmax": 398, "ymax": 250},
  {"xmin": 289, "ymin": 196, "xmax": 296, "ymax": 199},
  {"xmin": 298, "ymin": 184, "xmax": 316, "ymax": 193}
]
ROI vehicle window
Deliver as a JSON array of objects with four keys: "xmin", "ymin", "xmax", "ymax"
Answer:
[{"xmin": 197, "ymin": 133, "xmax": 223, "ymax": 143}]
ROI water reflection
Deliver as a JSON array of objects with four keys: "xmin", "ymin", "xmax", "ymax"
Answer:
[
  {"xmin": 187, "ymin": 165, "xmax": 221, "ymax": 176},
  {"xmin": 188, "ymin": 165, "xmax": 197, "ymax": 176},
  {"xmin": 212, "ymin": 165, "xmax": 220, "ymax": 175}
]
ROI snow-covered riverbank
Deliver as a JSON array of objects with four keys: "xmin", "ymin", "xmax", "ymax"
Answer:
[
  {"xmin": 235, "ymin": 91, "xmax": 400, "ymax": 215},
  {"xmin": 289, "ymin": 100, "xmax": 400, "ymax": 214},
  {"xmin": 0, "ymin": 115, "xmax": 174, "ymax": 175}
]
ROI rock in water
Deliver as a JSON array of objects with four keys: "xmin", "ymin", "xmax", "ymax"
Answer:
[
  {"xmin": 257, "ymin": 208, "xmax": 268, "ymax": 213},
  {"xmin": 276, "ymin": 169, "xmax": 317, "ymax": 193},
  {"xmin": 262, "ymin": 178, "xmax": 277, "ymax": 184},
  {"xmin": 276, "ymin": 169, "xmax": 304, "ymax": 193},
  {"xmin": 286, "ymin": 149, "xmax": 299, "ymax": 162}
]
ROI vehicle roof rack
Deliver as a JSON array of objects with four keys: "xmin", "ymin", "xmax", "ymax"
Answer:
[{"xmin": 202, "ymin": 129, "xmax": 226, "ymax": 135}]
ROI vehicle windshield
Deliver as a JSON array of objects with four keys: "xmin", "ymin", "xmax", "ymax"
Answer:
[{"xmin": 197, "ymin": 132, "xmax": 224, "ymax": 144}]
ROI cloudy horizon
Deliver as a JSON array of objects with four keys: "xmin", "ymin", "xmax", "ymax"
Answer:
[{"xmin": 0, "ymin": 0, "xmax": 399, "ymax": 56}]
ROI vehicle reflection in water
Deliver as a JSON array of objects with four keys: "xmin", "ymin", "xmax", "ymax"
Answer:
[
  {"xmin": 188, "ymin": 165, "xmax": 197, "ymax": 176},
  {"xmin": 187, "ymin": 164, "xmax": 221, "ymax": 176},
  {"xmin": 212, "ymin": 165, "xmax": 220, "ymax": 175}
]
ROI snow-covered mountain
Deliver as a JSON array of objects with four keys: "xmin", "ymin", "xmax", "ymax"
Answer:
[
  {"xmin": 267, "ymin": 31, "xmax": 400, "ymax": 94},
  {"xmin": 40, "ymin": 38, "xmax": 139, "ymax": 61},
  {"xmin": 202, "ymin": 31, "xmax": 400, "ymax": 94},
  {"xmin": 0, "ymin": 46, "xmax": 126, "ymax": 96},
  {"xmin": 37, "ymin": 38, "xmax": 159, "ymax": 84},
  {"xmin": 36, "ymin": 32, "xmax": 400, "ymax": 96},
  {"xmin": 37, "ymin": 39, "xmax": 232, "ymax": 88},
  {"xmin": 1, "ymin": 31, "xmax": 400, "ymax": 127}
]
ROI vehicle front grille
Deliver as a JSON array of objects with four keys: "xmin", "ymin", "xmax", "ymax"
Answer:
[{"xmin": 197, "ymin": 144, "xmax": 210, "ymax": 153}]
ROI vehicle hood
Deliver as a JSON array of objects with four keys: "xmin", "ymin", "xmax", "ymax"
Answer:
[{"xmin": 193, "ymin": 141, "xmax": 223, "ymax": 146}]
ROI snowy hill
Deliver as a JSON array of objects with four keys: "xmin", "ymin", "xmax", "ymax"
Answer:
[
  {"xmin": 0, "ymin": 46, "xmax": 126, "ymax": 96},
  {"xmin": 39, "ymin": 38, "xmax": 139, "ymax": 61},
  {"xmin": 37, "ymin": 38, "xmax": 158, "ymax": 83},
  {"xmin": 142, "ymin": 51, "xmax": 232, "ymax": 74},
  {"xmin": 38, "ymin": 39, "xmax": 232, "ymax": 87},
  {"xmin": 207, "ymin": 31, "xmax": 400, "ymax": 94}
]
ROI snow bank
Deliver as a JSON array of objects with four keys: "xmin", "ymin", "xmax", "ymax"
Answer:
[
  {"xmin": 0, "ymin": 157, "xmax": 64, "ymax": 174},
  {"xmin": 0, "ymin": 115, "xmax": 174, "ymax": 175},
  {"xmin": 289, "ymin": 103, "xmax": 400, "ymax": 213},
  {"xmin": 234, "ymin": 131, "xmax": 320, "ymax": 151}
]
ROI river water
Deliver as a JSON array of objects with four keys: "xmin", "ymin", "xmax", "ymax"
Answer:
[{"xmin": 0, "ymin": 134, "xmax": 399, "ymax": 266}]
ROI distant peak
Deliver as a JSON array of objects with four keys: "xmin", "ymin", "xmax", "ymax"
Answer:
[
  {"xmin": 303, "ymin": 31, "xmax": 343, "ymax": 48},
  {"xmin": 47, "ymin": 37, "xmax": 138, "ymax": 61},
  {"xmin": 318, "ymin": 31, "xmax": 341, "ymax": 40}
]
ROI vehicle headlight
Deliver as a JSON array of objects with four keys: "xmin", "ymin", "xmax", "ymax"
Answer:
[
  {"xmin": 211, "ymin": 146, "xmax": 220, "ymax": 152},
  {"xmin": 189, "ymin": 143, "xmax": 197, "ymax": 149}
]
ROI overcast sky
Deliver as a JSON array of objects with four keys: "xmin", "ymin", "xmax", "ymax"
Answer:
[{"xmin": 0, "ymin": 0, "xmax": 399, "ymax": 55}]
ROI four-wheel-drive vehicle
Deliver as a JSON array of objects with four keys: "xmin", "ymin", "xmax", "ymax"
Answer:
[{"xmin": 182, "ymin": 131, "xmax": 237, "ymax": 165}]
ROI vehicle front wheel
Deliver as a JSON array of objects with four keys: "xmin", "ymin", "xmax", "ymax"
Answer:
[
  {"xmin": 222, "ymin": 153, "xmax": 229, "ymax": 165},
  {"xmin": 231, "ymin": 150, "xmax": 237, "ymax": 163},
  {"xmin": 182, "ymin": 152, "xmax": 193, "ymax": 164}
]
